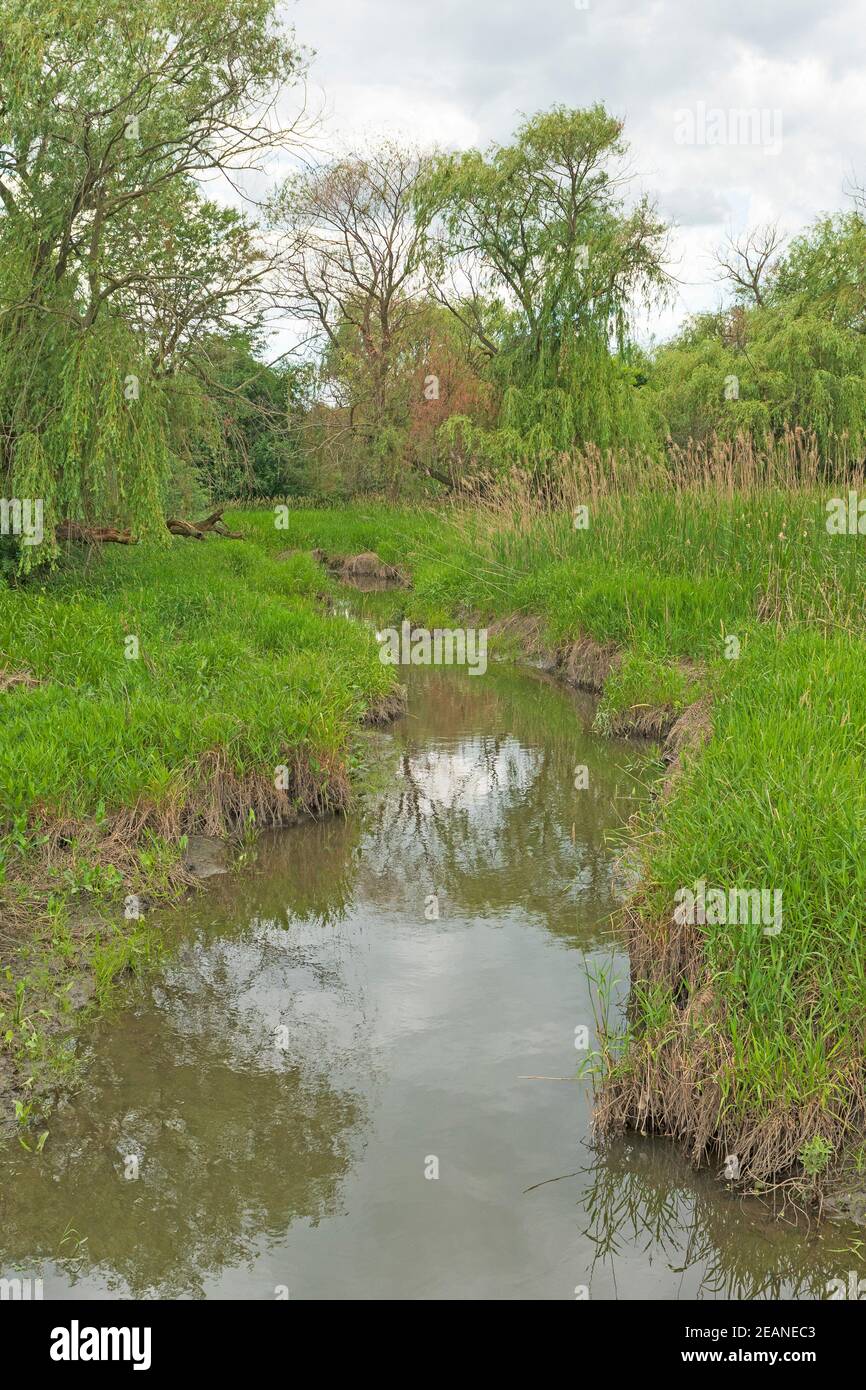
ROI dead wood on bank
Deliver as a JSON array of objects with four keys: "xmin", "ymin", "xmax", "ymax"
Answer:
[
  {"xmin": 56, "ymin": 521, "xmax": 135, "ymax": 545},
  {"xmin": 56, "ymin": 507, "xmax": 244, "ymax": 546}
]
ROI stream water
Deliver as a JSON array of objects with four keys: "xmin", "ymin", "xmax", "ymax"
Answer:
[{"xmin": 0, "ymin": 663, "xmax": 857, "ymax": 1299}]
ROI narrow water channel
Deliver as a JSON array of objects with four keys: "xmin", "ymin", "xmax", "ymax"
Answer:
[{"xmin": 0, "ymin": 663, "xmax": 857, "ymax": 1299}]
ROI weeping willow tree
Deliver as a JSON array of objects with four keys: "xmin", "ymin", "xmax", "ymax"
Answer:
[
  {"xmin": 496, "ymin": 324, "xmax": 660, "ymax": 455},
  {"xmin": 650, "ymin": 209, "xmax": 866, "ymax": 463},
  {"xmin": 0, "ymin": 310, "xmax": 176, "ymax": 560},
  {"xmin": 0, "ymin": 0, "xmax": 307, "ymax": 569},
  {"xmin": 415, "ymin": 104, "xmax": 671, "ymax": 480},
  {"xmin": 440, "ymin": 330, "xmax": 661, "ymax": 478}
]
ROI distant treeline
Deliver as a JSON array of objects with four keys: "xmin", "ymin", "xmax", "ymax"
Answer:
[{"xmin": 2, "ymin": 1, "xmax": 865, "ymax": 570}]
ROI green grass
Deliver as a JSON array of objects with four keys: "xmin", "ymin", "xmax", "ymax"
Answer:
[
  {"xmin": 0, "ymin": 538, "xmax": 393, "ymax": 835},
  {"xmin": 645, "ymin": 626, "xmax": 866, "ymax": 1100},
  {"xmin": 593, "ymin": 648, "xmax": 709, "ymax": 733}
]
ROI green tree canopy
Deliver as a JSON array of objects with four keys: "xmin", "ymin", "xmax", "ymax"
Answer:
[
  {"xmin": 414, "ymin": 104, "xmax": 671, "ymax": 468},
  {"xmin": 650, "ymin": 209, "xmax": 866, "ymax": 461},
  {"xmin": 0, "ymin": 0, "xmax": 306, "ymax": 565}
]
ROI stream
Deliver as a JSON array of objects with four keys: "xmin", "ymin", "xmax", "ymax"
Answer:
[{"xmin": 0, "ymin": 662, "xmax": 857, "ymax": 1299}]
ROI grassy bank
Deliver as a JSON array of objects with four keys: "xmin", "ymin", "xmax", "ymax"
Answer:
[
  {"xmin": 245, "ymin": 479, "xmax": 866, "ymax": 1199},
  {"xmin": 0, "ymin": 537, "xmax": 396, "ymax": 1131}
]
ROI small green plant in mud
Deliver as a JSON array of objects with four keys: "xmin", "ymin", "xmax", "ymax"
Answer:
[
  {"xmin": 90, "ymin": 926, "xmax": 153, "ymax": 1003},
  {"xmin": 60, "ymin": 858, "xmax": 125, "ymax": 898},
  {"xmin": 1, "ymin": 811, "xmax": 33, "ymax": 860},
  {"xmin": 131, "ymin": 834, "xmax": 187, "ymax": 899},
  {"xmin": 45, "ymin": 901, "xmax": 77, "ymax": 964},
  {"xmin": 0, "ymin": 814, "xmax": 50, "ymax": 890},
  {"xmin": 15, "ymin": 1109, "xmax": 49, "ymax": 1155},
  {"xmin": 10, "ymin": 975, "xmax": 26, "ymax": 1029},
  {"xmin": 800, "ymin": 1136, "xmax": 834, "ymax": 1180}
]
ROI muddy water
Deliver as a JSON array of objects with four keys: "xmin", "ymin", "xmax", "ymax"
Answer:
[{"xmin": 0, "ymin": 665, "xmax": 858, "ymax": 1299}]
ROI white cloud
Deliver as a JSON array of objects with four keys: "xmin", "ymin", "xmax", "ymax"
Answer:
[
  {"xmin": 318, "ymin": 84, "xmax": 482, "ymax": 151},
  {"xmin": 270, "ymin": 0, "xmax": 866, "ymax": 345}
]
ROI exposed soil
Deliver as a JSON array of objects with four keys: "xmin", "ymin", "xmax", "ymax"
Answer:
[
  {"xmin": 661, "ymin": 697, "xmax": 714, "ymax": 796},
  {"xmin": 312, "ymin": 548, "xmax": 409, "ymax": 588},
  {"xmin": 486, "ymin": 614, "xmax": 556, "ymax": 669},
  {"xmin": 360, "ymin": 685, "xmax": 408, "ymax": 726}
]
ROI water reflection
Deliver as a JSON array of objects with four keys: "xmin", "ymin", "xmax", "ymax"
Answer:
[
  {"xmin": 358, "ymin": 668, "xmax": 647, "ymax": 938},
  {"xmin": 579, "ymin": 1137, "xmax": 846, "ymax": 1300},
  {"xmin": 0, "ymin": 664, "xmax": 858, "ymax": 1299}
]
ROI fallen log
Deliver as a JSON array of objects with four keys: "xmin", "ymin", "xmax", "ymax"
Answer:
[
  {"xmin": 56, "ymin": 521, "xmax": 135, "ymax": 545},
  {"xmin": 198, "ymin": 507, "xmax": 244, "ymax": 539},
  {"xmin": 170, "ymin": 507, "xmax": 243, "ymax": 539},
  {"xmin": 56, "ymin": 508, "xmax": 243, "ymax": 545},
  {"xmin": 167, "ymin": 515, "xmax": 243, "ymax": 540},
  {"xmin": 166, "ymin": 518, "xmax": 206, "ymax": 539},
  {"xmin": 192, "ymin": 507, "xmax": 227, "ymax": 531}
]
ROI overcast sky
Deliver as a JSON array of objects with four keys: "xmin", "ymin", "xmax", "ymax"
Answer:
[{"xmin": 273, "ymin": 0, "xmax": 865, "ymax": 346}]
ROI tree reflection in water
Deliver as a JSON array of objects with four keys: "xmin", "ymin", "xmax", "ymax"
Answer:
[
  {"xmin": 577, "ymin": 1135, "xmax": 855, "ymax": 1299},
  {"xmin": 359, "ymin": 666, "xmax": 651, "ymax": 942}
]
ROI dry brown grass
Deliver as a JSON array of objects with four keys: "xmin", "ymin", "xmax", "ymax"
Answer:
[
  {"xmin": 593, "ymin": 884, "xmax": 866, "ymax": 1194},
  {"xmin": 556, "ymin": 635, "xmax": 621, "ymax": 692},
  {"xmin": 486, "ymin": 612, "xmax": 549, "ymax": 655},
  {"xmin": 455, "ymin": 427, "xmax": 862, "ymax": 509},
  {"xmin": 661, "ymin": 697, "xmax": 714, "ymax": 796},
  {"xmin": 606, "ymin": 704, "xmax": 679, "ymax": 740},
  {"xmin": 595, "ymin": 979, "xmax": 866, "ymax": 1194},
  {"xmin": 360, "ymin": 686, "xmax": 408, "ymax": 726},
  {"xmin": 0, "ymin": 668, "xmax": 41, "ymax": 692}
]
